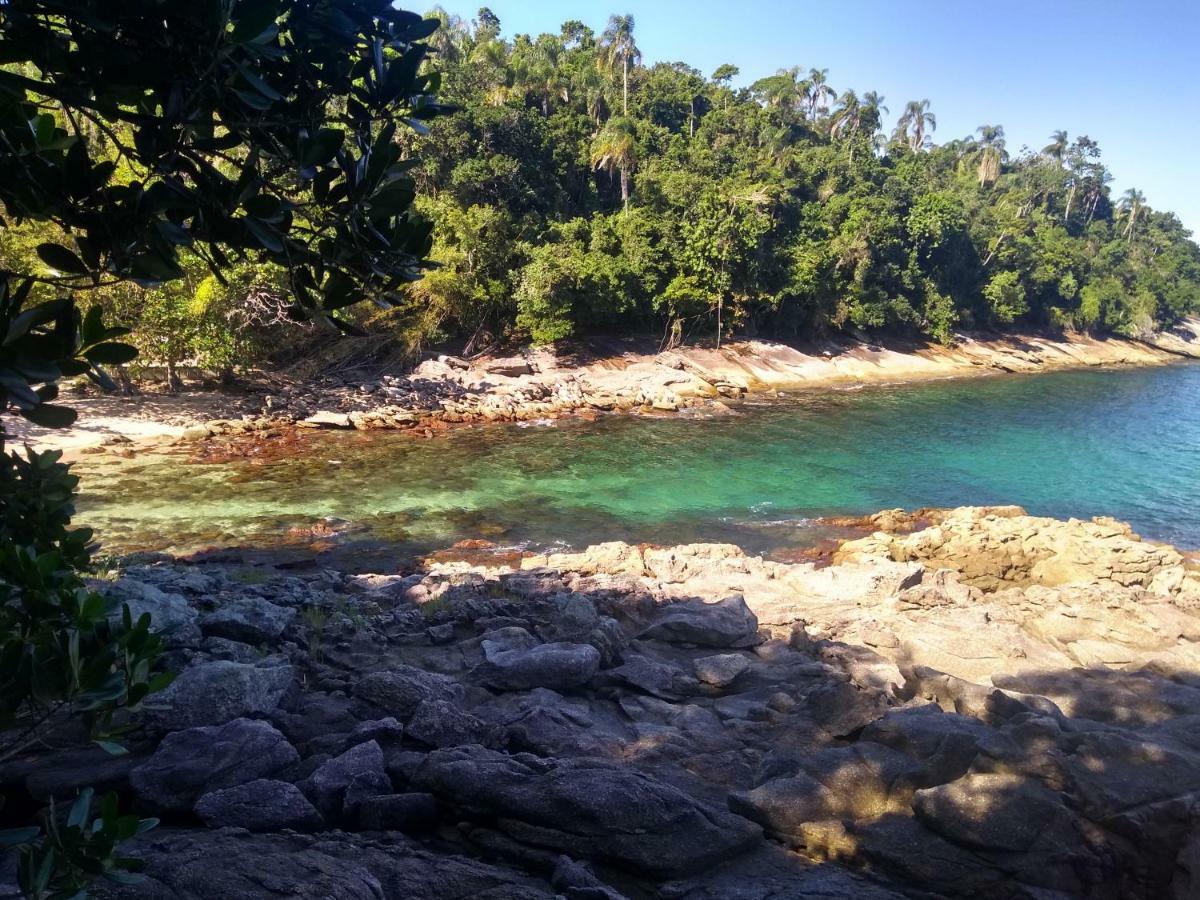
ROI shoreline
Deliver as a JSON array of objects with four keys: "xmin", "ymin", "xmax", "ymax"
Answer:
[{"xmin": 9, "ymin": 319, "xmax": 1200, "ymax": 459}]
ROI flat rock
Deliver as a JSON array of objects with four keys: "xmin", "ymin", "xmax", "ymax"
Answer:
[
  {"xmin": 475, "ymin": 641, "xmax": 601, "ymax": 692},
  {"xmin": 144, "ymin": 659, "xmax": 293, "ymax": 729},
  {"xmin": 352, "ymin": 666, "xmax": 465, "ymax": 719},
  {"xmin": 200, "ymin": 596, "xmax": 296, "ymax": 643},
  {"xmin": 694, "ymin": 653, "xmax": 751, "ymax": 687},
  {"xmin": 412, "ymin": 745, "xmax": 761, "ymax": 876},
  {"xmin": 641, "ymin": 595, "xmax": 760, "ymax": 648}
]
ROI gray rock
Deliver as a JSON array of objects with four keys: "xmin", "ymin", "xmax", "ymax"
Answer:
[
  {"xmin": 200, "ymin": 597, "xmax": 296, "ymax": 643},
  {"xmin": 303, "ymin": 740, "xmax": 388, "ymax": 819},
  {"xmin": 641, "ymin": 595, "xmax": 760, "ymax": 648},
  {"xmin": 358, "ymin": 792, "xmax": 438, "ymax": 832},
  {"xmin": 352, "ymin": 666, "xmax": 464, "ymax": 719},
  {"xmin": 194, "ymin": 779, "xmax": 322, "ymax": 831},
  {"xmin": 693, "ymin": 653, "xmax": 751, "ymax": 687},
  {"xmin": 483, "ymin": 357, "xmax": 533, "ymax": 377},
  {"xmin": 912, "ymin": 773, "xmax": 1077, "ymax": 853},
  {"xmin": 412, "ymin": 745, "xmax": 761, "ymax": 876},
  {"xmin": 405, "ymin": 699, "xmax": 493, "ymax": 748},
  {"xmin": 131, "ymin": 718, "xmax": 299, "ymax": 813},
  {"xmin": 145, "ymin": 659, "xmax": 293, "ymax": 729},
  {"xmin": 107, "ymin": 578, "xmax": 199, "ymax": 644},
  {"xmin": 200, "ymin": 636, "xmax": 261, "ymax": 662},
  {"xmin": 301, "ymin": 410, "xmax": 353, "ymax": 428},
  {"xmin": 475, "ymin": 641, "xmax": 600, "ymax": 692}
]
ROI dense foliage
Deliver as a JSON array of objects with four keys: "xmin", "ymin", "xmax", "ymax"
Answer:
[
  {"xmin": 400, "ymin": 8, "xmax": 1200, "ymax": 349},
  {"xmin": 0, "ymin": 3, "xmax": 446, "ymax": 894}
]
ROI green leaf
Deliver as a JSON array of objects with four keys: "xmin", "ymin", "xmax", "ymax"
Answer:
[
  {"xmin": 299, "ymin": 129, "xmax": 344, "ymax": 168},
  {"xmin": 21, "ymin": 404, "xmax": 78, "ymax": 428},
  {"xmin": 36, "ymin": 243, "xmax": 89, "ymax": 275},
  {"xmin": 244, "ymin": 217, "xmax": 284, "ymax": 253},
  {"xmin": 231, "ymin": 0, "xmax": 281, "ymax": 43},
  {"xmin": 94, "ymin": 740, "xmax": 129, "ymax": 756},
  {"xmin": 0, "ymin": 827, "xmax": 41, "ymax": 848},
  {"xmin": 84, "ymin": 342, "xmax": 138, "ymax": 366}
]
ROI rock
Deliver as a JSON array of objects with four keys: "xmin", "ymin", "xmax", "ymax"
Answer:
[
  {"xmin": 358, "ymin": 793, "xmax": 438, "ymax": 832},
  {"xmin": 302, "ymin": 740, "xmax": 389, "ymax": 819},
  {"xmin": 352, "ymin": 666, "xmax": 465, "ymax": 719},
  {"xmin": 405, "ymin": 699, "xmax": 493, "ymax": 748},
  {"xmin": 912, "ymin": 773, "xmax": 1079, "ymax": 854},
  {"xmin": 475, "ymin": 641, "xmax": 601, "ymax": 692},
  {"xmin": 641, "ymin": 595, "xmax": 760, "ymax": 648},
  {"xmin": 199, "ymin": 596, "xmax": 296, "ymax": 643},
  {"xmin": 111, "ymin": 828, "xmax": 558, "ymax": 898},
  {"xmin": 412, "ymin": 745, "xmax": 761, "ymax": 876},
  {"xmin": 693, "ymin": 653, "xmax": 751, "ymax": 687},
  {"xmin": 144, "ymin": 659, "xmax": 293, "ymax": 729},
  {"xmin": 300, "ymin": 410, "xmax": 353, "ymax": 428},
  {"xmin": 194, "ymin": 779, "xmax": 322, "ymax": 832},
  {"xmin": 131, "ymin": 718, "xmax": 299, "ymax": 813},
  {"xmin": 107, "ymin": 578, "xmax": 199, "ymax": 644},
  {"xmin": 483, "ymin": 357, "xmax": 533, "ymax": 377}
]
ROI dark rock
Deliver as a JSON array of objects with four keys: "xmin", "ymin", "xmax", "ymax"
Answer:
[
  {"xmin": 358, "ymin": 792, "xmax": 438, "ymax": 832},
  {"xmin": 145, "ymin": 659, "xmax": 293, "ymax": 729},
  {"xmin": 475, "ymin": 641, "xmax": 600, "ymax": 692},
  {"xmin": 550, "ymin": 856, "xmax": 629, "ymax": 900},
  {"xmin": 200, "ymin": 597, "xmax": 296, "ymax": 643},
  {"xmin": 302, "ymin": 740, "xmax": 388, "ymax": 819},
  {"xmin": 352, "ymin": 666, "xmax": 464, "ymax": 719},
  {"xmin": 19, "ymin": 746, "xmax": 138, "ymax": 801},
  {"xmin": 640, "ymin": 595, "xmax": 760, "ymax": 648},
  {"xmin": 694, "ymin": 653, "xmax": 751, "ymax": 687},
  {"xmin": 194, "ymin": 779, "xmax": 322, "ymax": 831},
  {"xmin": 804, "ymin": 679, "xmax": 889, "ymax": 737},
  {"xmin": 107, "ymin": 578, "xmax": 199, "ymax": 645},
  {"xmin": 131, "ymin": 718, "xmax": 299, "ymax": 813},
  {"xmin": 412, "ymin": 745, "xmax": 761, "ymax": 876},
  {"xmin": 108, "ymin": 828, "xmax": 557, "ymax": 898},
  {"xmin": 405, "ymin": 699, "xmax": 494, "ymax": 748}
]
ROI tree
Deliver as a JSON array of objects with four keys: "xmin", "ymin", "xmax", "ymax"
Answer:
[
  {"xmin": 599, "ymin": 13, "xmax": 641, "ymax": 115},
  {"xmin": 1043, "ymin": 129, "xmax": 1069, "ymax": 166},
  {"xmin": 1119, "ymin": 188, "xmax": 1147, "ymax": 241},
  {"xmin": 973, "ymin": 125, "xmax": 1006, "ymax": 187},
  {"xmin": 894, "ymin": 99, "xmax": 937, "ymax": 151},
  {"xmin": 805, "ymin": 68, "xmax": 835, "ymax": 120},
  {"xmin": 591, "ymin": 117, "xmax": 638, "ymax": 210}
]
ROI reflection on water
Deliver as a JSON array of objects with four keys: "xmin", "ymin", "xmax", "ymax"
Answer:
[{"xmin": 76, "ymin": 363, "xmax": 1200, "ymax": 565}]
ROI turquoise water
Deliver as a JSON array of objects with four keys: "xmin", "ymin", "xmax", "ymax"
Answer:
[{"xmin": 76, "ymin": 363, "xmax": 1200, "ymax": 561}]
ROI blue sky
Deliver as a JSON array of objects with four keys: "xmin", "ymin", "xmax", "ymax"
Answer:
[{"xmin": 437, "ymin": 0, "xmax": 1200, "ymax": 237}]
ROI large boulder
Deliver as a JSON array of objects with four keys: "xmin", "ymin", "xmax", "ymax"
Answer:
[
  {"xmin": 194, "ymin": 779, "xmax": 322, "ymax": 832},
  {"xmin": 411, "ymin": 745, "xmax": 761, "ymax": 876},
  {"xmin": 475, "ymin": 640, "xmax": 601, "ymax": 692},
  {"xmin": 145, "ymin": 659, "xmax": 293, "ymax": 729},
  {"xmin": 640, "ymin": 595, "xmax": 760, "ymax": 648},
  {"xmin": 199, "ymin": 597, "xmax": 296, "ymax": 643},
  {"xmin": 131, "ymin": 718, "xmax": 299, "ymax": 813},
  {"xmin": 302, "ymin": 740, "xmax": 390, "ymax": 819},
  {"xmin": 352, "ymin": 666, "xmax": 464, "ymax": 719},
  {"xmin": 106, "ymin": 578, "xmax": 199, "ymax": 644}
]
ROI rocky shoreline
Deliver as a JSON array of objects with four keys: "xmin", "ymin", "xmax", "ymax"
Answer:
[
  {"xmin": 5, "ymin": 506, "xmax": 1200, "ymax": 898},
  {"xmin": 10, "ymin": 321, "xmax": 1200, "ymax": 456}
]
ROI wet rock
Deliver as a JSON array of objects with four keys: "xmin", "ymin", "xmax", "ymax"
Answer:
[
  {"xmin": 641, "ymin": 594, "xmax": 760, "ymax": 648},
  {"xmin": 131, "ymin": 718, "xmax": 299, "ymax": 813},
  {"xmin": 475, "ymin": 641, "xmax": 601, "ymax": 692},
  {"xmin": 694, "ymin": 653, "xmax": 751, "ymax": 687},
  {"xmin": 352, "ymin": 666, "xmax": 464, "ymax": 719},
  {"xmin": 200, "ymin": 596, "xmax": 296, "ymax": 643},
  {"xmin": 194, "ymin": 779, "xmax": 322, "ymax": 832},
  {"xmin": 145, "ymin": 659, "xmax": 293, "ymax": 729},
  {"xmin": 412, "ymin": 745, "xmax": 761, "ymax": 876}
]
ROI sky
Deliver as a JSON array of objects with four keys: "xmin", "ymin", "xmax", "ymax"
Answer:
[{"xmin": 437, "ymin": 0, "xmax": 1200, "ymax": 238}]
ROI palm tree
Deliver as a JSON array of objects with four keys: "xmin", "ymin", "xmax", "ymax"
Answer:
[
  {"xmin": 974, "ymin": 125, "xmax": 1006, "ymax": 187},
  {"xmin": 830, "ymin": 90, "xmax": 860, "ymax": 138},
  {"xmin": 805, "ymin": 68, "xmax": 835, "ymax": 119},
  {"xmin": 893, "ymin": 99, "xmax": 936, "ymax": 152},
  {"xmin": 1042, "ymin": 130, "xmax": 1068, "ymax": 166},
  {"xmin": 592, "ymin": 116, "xmax": 637, "ymax": 210},
  {"xmin": 1119, "ymin": 188, "xmax": 1146, "ymax": 241},
  {"xmin": 752, "ymin": 66, "xmax": 807, "ymax": 115},
  {"xmin": 599, "ymin": 14, "xmax": 641, "ymax": 115}
]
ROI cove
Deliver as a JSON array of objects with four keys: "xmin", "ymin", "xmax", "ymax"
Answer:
[{"xmin": 75, "ymin": 363, "xmax": 1200, "ymax": 562}]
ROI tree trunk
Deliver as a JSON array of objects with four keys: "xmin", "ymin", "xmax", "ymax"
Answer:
[
  {"xmin": 166, "ymin": 358, "xmax": 182, "ymax": 393},
  {"xmin": 622, "ymin": 57, "xmax": 628, "ymax": 115},
  {"xmin": 1064, "ymin": 183, "xmax": 1075, "ymax": 222},
  {"xmin": 716, "ymin": 296, "xmax": 722, "ymax": 348},
  {"xmin": 619, "ymin": 165, "xmax": 629, "ymax": 211}
]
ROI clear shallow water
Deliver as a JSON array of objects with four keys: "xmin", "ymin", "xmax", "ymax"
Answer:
[{"xmin": 76, "ymin": 363, "xmax": 1200, "ymax": 562}]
